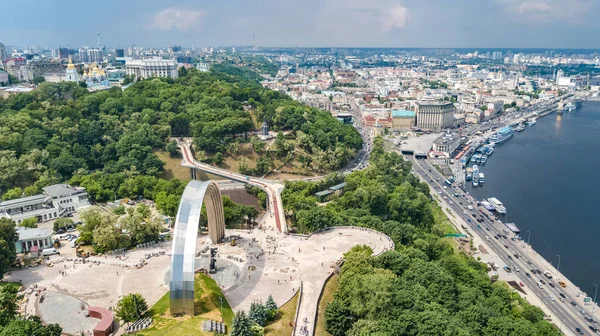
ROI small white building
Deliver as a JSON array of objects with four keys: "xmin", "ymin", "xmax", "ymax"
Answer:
[{"xmin": 16, "ymin": 227, "xmax": 53, "ymax": 253}]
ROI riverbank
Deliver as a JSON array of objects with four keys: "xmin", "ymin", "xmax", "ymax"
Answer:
[{"xmin": 465, "ymin": 102, "xmax": 600, "ymax": 318}]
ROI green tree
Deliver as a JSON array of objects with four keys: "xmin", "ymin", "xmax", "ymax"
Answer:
[
  {"xmin": 213, "ymin": 152, "xmax": 224, "ymax": 165},
  {"xmin": 113, "ymin": 205, "xmax": 126, "ymax": 215},
  {"xmin": 231, "ymin": 310, "xmax": 252, "ymax": 336},
  {"xmin": 165, "ymin": 140, "xmax": 179, "ymax": 157},
  {"xmin": 53, "ymin": 218, "xmax": 73, "ymax": 232},
  {"xmin": 0, "ymin": 316, "xmax": 61, "ymax": 336},
  {"xmin": 325, "ymin": 299, "xmax": 354, "ymax": 336},
  {"xmin": 0, "ymin": 285, "xmax": 19, "ymax": 326},
  {"xmin": 1, "ymin": 188, "xmax": 22, "ymax": 201},
  {"xmin": 250, "ymin": 323, "xmax": 264, "ymax": 336},
  {"xmin": 19, "ymin": 217, "xmax": 38, "ymax": 228},
  {"xmin": 33, "ymin": 76, "xmax": 46, "ymax": 85},
  {"xmin": 115, "ymin": 293, "xmax": 148, "ymax": 325},
  {"xmin": 7, "ymin": 74, "xmax": 19, "ymax": 84},
  {"xmin": 248, "ymin": 301, "xmax": 267, "ymax": 327},
  {"xmin": 265, "ymin": 295, "xmax": 278, "ymax": 320},
  {"xmin": 250, "ymin": 136, "xmax": 265, "ymax": 153}
]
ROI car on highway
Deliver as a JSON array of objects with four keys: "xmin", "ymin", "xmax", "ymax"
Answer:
[
  {"xmin": 494, "ymin": 236, "xmax": 499, "ymax": 239},
  {"xmin": 507, "ymin": 255, "xmax": 513, "ymax": 260},
  {"xmin": 549, "ymin": 295, "xmax": 555, "ymax": 301},
  {"xmin": 526, "ymin": 272, "xmax": 531, "ymax": 277},
  {"xmin": 504, "ymin": 245, "xmax": 509, "ymax": 248},
  {"xmin": 539, "ymin": 279, "xmax": 546, "ymax": 285},
  {"xmin": 576, "ymin": 327, "xmax": 584, "ymax": 334},
  {"xmin": 538, "ymin": 283, "xmax": 544, "ymax": 289},
  {"xmin": 514, "ymin": 254, "xmax": 520, "ymax": 259},
  {"xmin": 559, "ymin": 293, "xmax": 566, "ymax": 299},
  {"xmin": 589, "ymin": 325, "xmax": 598, "ymax": 333},
  {"xmin": 514, "ymin": 267, "xmax": 520, "ymax": 272},
  {"xmin": 571, "ymin": 301, "xmax": 578, "ymax": 306},
  {"xmin": 549, "ymin": 282, "xmax": 555, "ymax": 288},
  {"xmin": 585, "ymin": 316, "xmax": 594, "ymax": 323}
]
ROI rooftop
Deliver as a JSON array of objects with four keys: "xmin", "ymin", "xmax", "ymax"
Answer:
[
  {"xmin": 17, "ymin": 227, "xmax": 52, "ymax": 241},
  {"xmin": 392, "ymin": 109, "xmax": 416, "ymax": 118},
  {"xmin": 0, "ymin": 195, "xmax": 47, "ymax": 209},
  {"xmin": 417, "ymin": 101, "xmax": 454, "ymax": 107},
  {"xmin": 42, "ymin": 184, "xmax": 86, "ymax": 198}
]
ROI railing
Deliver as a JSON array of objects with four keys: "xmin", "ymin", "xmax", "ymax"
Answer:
[{"xmin": 291, "ymin": 281, "xmax": 303, "ymax": 336}]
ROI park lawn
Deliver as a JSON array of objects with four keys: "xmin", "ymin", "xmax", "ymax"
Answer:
[
  {"xmin": 264, "ymin": 291, "xmax": 299, "ymax": 335},
  {"xmin": 135, "ymin": 274, "xmax": 233, "ymax": 336},
  {"xmin": 315, "ymin": 274, "xmax": 340, "ymax": 336},
  {"xmin": 433, "ymin": 203, "xmax": 457, "ymax": 235},
  {"xmin": 155, "ymin": 150, "xmax": 191, "ymax": 181},
  {"xmin": 0, "ymin": 282, "xmax": 22, "ymax": 291}
]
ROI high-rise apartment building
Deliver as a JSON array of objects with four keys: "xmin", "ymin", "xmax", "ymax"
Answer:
[{"xmin": 88, "ymin": 49, "xmax": 103, "ymax": 63}]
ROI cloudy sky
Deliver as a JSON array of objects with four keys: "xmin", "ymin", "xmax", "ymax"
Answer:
[{"xmin": 1, "ymin": 0, "xmax": 599, "ymax": 48}]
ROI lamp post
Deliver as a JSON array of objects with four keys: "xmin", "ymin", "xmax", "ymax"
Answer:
[{"xmin": 593, "ymin": 284, "xmax": 599, "ymax": 315}]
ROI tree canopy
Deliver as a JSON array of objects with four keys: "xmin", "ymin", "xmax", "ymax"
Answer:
[
  {"xmin": 282, "ymin": 137, "xmax": 560, "ymax": 336},
  {"xmin": 0, "ymin": 65, "xmax": 361, "ymax": 200}
]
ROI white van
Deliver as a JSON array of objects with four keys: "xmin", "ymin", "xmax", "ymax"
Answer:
[
  {"xmin": 485, "ymin": 236, "xmax": 490, "ymax": 242},
  {"xmin": 42, "ymin": 248, "xmax": 60, "ymax": 256}
]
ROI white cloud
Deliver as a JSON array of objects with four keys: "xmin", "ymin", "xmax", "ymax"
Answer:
[
  {"xmin": 382, "ymin": 4, "xmax": 408, "ymax": 32},
  {"xmin": 499, "ymin": 0, "xmax": 592, "ymax": 19},
  {"xmin": 517, "ymin": 1, "xmax": 551, "ymax": 13},
  {"xmin": 314, "ymin": 0, "xmax": 409, "ymax": 38},
  {"xmin": 150, "ymin": 7, "xmax": 205, "ymax": 32}
]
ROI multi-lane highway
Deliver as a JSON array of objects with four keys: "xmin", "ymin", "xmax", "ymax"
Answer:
[{"xmin": 411, "ymin": 157, "xmax": 592, "ymax": 335}]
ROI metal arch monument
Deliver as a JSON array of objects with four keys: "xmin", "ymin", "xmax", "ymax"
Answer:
[{"xmin": 169, "ymin": 180, "xmax": 225, "ymax": 316}]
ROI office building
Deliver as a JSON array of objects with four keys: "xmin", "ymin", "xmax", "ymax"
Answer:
[
  {"xmin": 58, "ymin": 47, "xmax": 69, "ymax": 59},
  {"xmin": 115, "ymin": 49, "xmax": 124, "ymax": 58},
  {"xmin": 416, "ymin": 101, "xmax": 456, "ymax": 130},
  {"xmin": 391, "ymin": 109, "xmax": 416, "ymax": 130},
  {"xmin": 125, "ymin": 59, "xmax": 178, "ymax": 79}
]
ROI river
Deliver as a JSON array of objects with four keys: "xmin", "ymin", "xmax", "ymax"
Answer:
[{"xmin": 467, "ymin": 101, "xmax": 600, "ymax": 297}]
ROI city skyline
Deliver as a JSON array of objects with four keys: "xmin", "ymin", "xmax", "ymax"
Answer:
[{"xmin": 2, "ymin": 0, "xmax": 600, "ymax": 49}]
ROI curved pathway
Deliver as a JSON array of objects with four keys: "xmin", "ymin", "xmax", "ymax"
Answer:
[
  {"xmin": 177, "ymin": 140, "xmax": 286, "ymax": 233},
  {"xmin": 292, "ymin": 227, "xmax": 393, "ymax": 336}
]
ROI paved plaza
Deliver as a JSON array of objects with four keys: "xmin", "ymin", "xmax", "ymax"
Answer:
[
  {"xmin": 37, "ymin": 291, "xmax": 98, "ymax": 335},
  {"xmin": 6, "ymin": 225, "xmax": 392, "ymax": 336}
]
